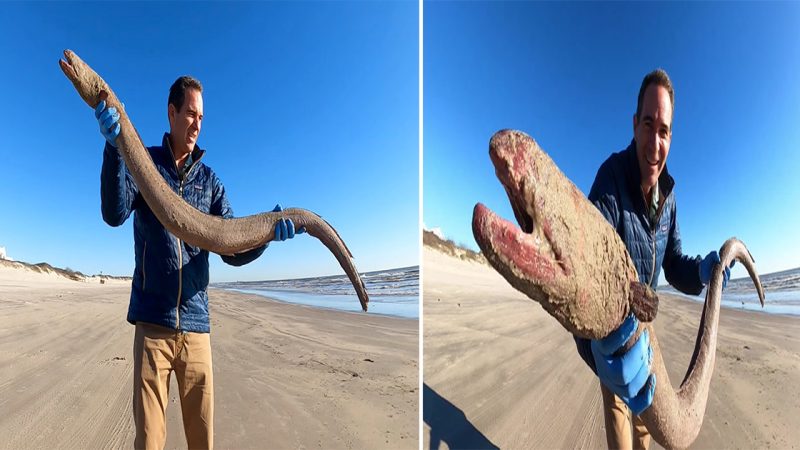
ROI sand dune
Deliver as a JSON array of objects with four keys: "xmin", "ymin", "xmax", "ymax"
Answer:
[
  {"xmin": 0, "ymin": 258, "xmax": 130, "ymax": 284},
  {"xmin": 423, "ymin": 247, "xmax": 800, "ymax": 449},
  {"xmin": 0, "ymin": 265, "xmax": 418, "ymax": 449}
]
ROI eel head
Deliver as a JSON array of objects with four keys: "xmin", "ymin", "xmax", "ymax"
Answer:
[
  {"xmin": 472, "ymin": 130, "xmax": 574, "ymax": 310},
  {"xmin": 472, "ymin": 130, "xmax": 569, "ymax": 285},
  {"xmin": 472, "ymin": 130, "xmax": 656, "ymax": 338},
  {"xmin": 59, "ymin": 49, "xmax": 107, "ymax": 109}
]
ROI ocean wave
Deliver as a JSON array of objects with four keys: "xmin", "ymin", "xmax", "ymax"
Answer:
[
  {"xmin": 213, "ymin": 266, "xmax": 420, "ymax": 318},
  {"xmin": 214, "ymin": 266, "xmax": 419, "ymax": 297}
]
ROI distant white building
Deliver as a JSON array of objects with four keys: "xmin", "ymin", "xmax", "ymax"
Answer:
[{"xmin": 0, "ymin": 247, "xmax": 6, "ymax": 260}]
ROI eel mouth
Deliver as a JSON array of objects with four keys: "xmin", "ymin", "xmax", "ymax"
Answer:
[
  {"xmin": 506, "ymin": 183, "xmax": 534, "ymax": 235},
  {"xmin": 472, "ymin": 130, "xmax": 563, "ymax": 286},
  {"xmin": 58, "ymin": 50, "xmax": 78, "ymax": 81}
]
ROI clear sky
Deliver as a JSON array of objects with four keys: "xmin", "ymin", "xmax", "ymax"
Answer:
[
  {"xmin": 0, "ymin": 1, "xmax": 418, "ymax": 282},
  {"xmin": 424, "ymin": 2, "xmax": 800, "ymax": 281}
]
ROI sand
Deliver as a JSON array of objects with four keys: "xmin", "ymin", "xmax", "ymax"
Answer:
[
  {"xmin": 423, "ymin": 247, "xmax": 800, "ymax": 449},
  {"xmin": 0, "ymin": 265, "xmax": 418, "ymax": 449}
]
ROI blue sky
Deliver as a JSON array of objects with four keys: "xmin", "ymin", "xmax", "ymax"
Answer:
[
  {"xmin": 0, "ymin": 1, "xmax": 418, "ymax": 282},
  {"xmin": 424, "ymin": 2, "xmax": 800, "ymax": 280}
]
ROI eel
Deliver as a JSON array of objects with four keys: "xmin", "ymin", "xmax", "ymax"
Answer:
[
  {"xmin": 59, "ymin": 49, "xmax": 369, "ymax": 312},
  {"xmin": 472, "ymin": 129, "xmax": 765, "ymax": 449}
]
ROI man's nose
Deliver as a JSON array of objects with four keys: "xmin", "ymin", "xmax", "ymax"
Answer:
[{"xmin": 648, "ymin": 133, "xmax": 658, "ymax": 147}]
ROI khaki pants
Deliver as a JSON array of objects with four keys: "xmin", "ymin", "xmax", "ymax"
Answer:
[
  {"xmin": 133, "ymin": 322, "xmax": 214, "ymax": 450},
  {"xmin": 600, "ymin": 383, "xmax": 651, "ymax": 450}
]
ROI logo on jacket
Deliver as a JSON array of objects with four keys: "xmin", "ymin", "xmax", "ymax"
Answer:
[
  {"xmin": 660, "ymin": 224, "xmax": 668, "ymax": 233},
  {"xmin": 193, "ymin": 185, "xmax": 203, "ymax": 190}
]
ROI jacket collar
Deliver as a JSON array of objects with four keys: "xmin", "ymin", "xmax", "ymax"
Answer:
[
  {"xmin": 161, "ymin": 132, "xmax": 205, "ymax": 179},
  {"xmin": 623, "ymin": 139, "xmax": 675, "ymax": 212}
]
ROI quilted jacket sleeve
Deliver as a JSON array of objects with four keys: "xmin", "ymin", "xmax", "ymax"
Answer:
[
  {"xmin": 587, "ymin": 159, "xmax": 622, "ymax": 230},
  {"xmin": 100, "ymin": 142, "xmax": 139, "ymax": 226},
  {"xmin": 209, "ymin": 171, "xmax": 267, "ymax": 266},
  {"xmin": 662, "ymin": 199, "xmax": 704, "ymax": 295}
]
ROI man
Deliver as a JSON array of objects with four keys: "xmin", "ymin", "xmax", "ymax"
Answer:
[
  {"xmin": 96, "ymin": 76, "xmax": 302, "ymax": 449},
  {"xmin": 573, "ymin": 69, "xmax": 732, "ymax": 450}
]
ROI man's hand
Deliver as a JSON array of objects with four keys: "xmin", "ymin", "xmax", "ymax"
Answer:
[
  {"xmin": 272, "ymin": 204, "xmax": 306, "ymax": 241},
  {"xmin": 95, "ymin": 100, "xmax": 120, "ymax": 147},
  {"xmin": 700, "ymin": 251, "xmax": 733, "ymax": 289},
  {"xmin": 591, "ymin": 314, "xmax": 656, "ymax": 415}
]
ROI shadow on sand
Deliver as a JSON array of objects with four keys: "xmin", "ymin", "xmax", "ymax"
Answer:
[{"xmin": 423, "ymin": 383, "xmax": 499, "ymax": 450}]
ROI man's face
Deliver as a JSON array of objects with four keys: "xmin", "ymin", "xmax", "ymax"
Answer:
[
  {"xmin": 168, "ymin": 88, "xmax": 203, "ymax": 155},
  {"xmin": 633, "ymin": 84, "xmax": 672, "ymax": 193}
]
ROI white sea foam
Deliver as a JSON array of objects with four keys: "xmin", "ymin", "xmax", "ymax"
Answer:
[
  {"xmin": 660, "ymin": 267, "xmax": 800, "ymax": 316},
  {"xmin": 213, "ymin": 266, "xmax": 419, "ymax": 318}
]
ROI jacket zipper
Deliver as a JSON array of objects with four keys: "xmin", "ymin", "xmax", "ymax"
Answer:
[
  {"xmin": 648, "ymin": 232, "xmax": 657, "ymax": 286},
  {"xmin": 648, "ymin": 188, "xmax": 667, "ymax": 286},
  {"xmin": 174, "ymin": 160, "xmax": 199, "ymax": 330},
  {"xmin": 142, "ymin": 242, "xmax": 147, "ymax": 291},
  {"xmin": 176, "ymin": 233, "xmax": 183, "ymax": 329}
]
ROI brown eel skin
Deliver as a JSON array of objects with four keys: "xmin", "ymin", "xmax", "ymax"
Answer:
[
  {"xmin": 472, "ymin": 129, "xmax": 765, "ymax": 449},
  {"xmin": 59, "ymin": 49, "xmax": 368, "ymax": 311}
]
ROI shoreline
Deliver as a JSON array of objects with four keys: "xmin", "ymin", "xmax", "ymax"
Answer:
[
  {"xmin": 218, "ymin": 287, "xmax": 420, "ymax": 320},
  {"xmin": 659, "ymin": 289, "xmax": 800, "ymax": 317}
]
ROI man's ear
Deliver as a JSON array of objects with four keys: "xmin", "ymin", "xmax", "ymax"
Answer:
[{"xmin": 168, "ymin": 103, "xmax": 176, "ymax": 128}]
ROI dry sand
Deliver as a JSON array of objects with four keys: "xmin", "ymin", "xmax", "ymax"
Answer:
[
  {"xmin": 0, "ymin": 264, "xmax": 418, "ymax": 449},
  {"xmin": 423, "ymin": 247, "xmax": 800, "ymax": 449}
]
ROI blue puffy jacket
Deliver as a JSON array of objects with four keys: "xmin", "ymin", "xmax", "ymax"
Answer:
[
  {"xmin": 101, "ymin": 133, "xmax": 266, "ymax": 332},
  {"xmin": 575, "ymin": 140, "xmax": 704, "ymax": 372}
]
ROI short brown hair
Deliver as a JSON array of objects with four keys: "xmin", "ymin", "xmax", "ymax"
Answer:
[
  {"xmin": 636, "ymin": 69, "xmax": 674, "ymax": 125},
  {"xmin": 168, "ymin": 76, "xmax": 203, "ymax": 111}
]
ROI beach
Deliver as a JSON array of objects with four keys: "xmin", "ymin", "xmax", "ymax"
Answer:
[
  {"xmin": 423, "ymin": 247, "xmax": 800, "ymax": 449},
  {"xmin": 0, "ymin": 264, "xmax": 418, "ymax": 449}
]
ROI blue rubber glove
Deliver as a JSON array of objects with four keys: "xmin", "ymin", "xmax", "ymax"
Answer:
[
  {"xmin": 699, "ymin": 251, "xmax": 733, "ymax": 289},
  {"xmin": 272, "ymin": 204, "xmax": 306, "ymax": 241},
  {"xmin": 94, "ymin": 100, "xmax": 120, "ymax": 146},
  {"xmin": 591, "ymin": 314, "xmax": 656, "ymax": 415}
]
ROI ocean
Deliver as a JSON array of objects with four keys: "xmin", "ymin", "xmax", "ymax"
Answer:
[
  {"xmin": 660, "ymin": 266, "xmax": 800, "ymax": 316},
  {"xmin": 213, "ymin": 266, "xmax": 419, "ymax": 319}
]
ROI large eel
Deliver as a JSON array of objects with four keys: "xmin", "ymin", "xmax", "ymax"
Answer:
[
  {"xmin": 59, "ymin": 49, "xmax": 368, "ymax": 311},
  {"xmin": 472, "ymin": 129, "xmax": 765, "ymax": 449}
]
